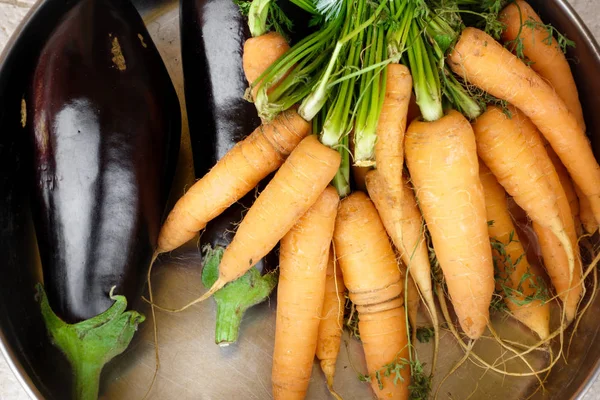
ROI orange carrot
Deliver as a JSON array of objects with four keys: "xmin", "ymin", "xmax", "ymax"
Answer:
[
  {"xmin": 159, "ymin": 135, "xmax": 340, "ymax": 309},
  {"xmin": 479, "ymin": 161, "xmax": 550, "ymax": 339},
  {"xmin": 272, "ymin": 186, "xmax": 339, "ymax": 400},
  {"xmin": 157, "ymin": 109, "xmax": 310, "ymax": 253},
  {"xmin": 374, "ymin": 64, "xmax": 412, "ymax": 213},
  {"xmin": 243, "ymin": 31, "xmax": 290, "ymax": 100},
  {"xmin": 500, "ymin": 0, "xmax": 585, "ymax": 130},
  {"xmin": 405, "ymin": 272, "xmax": 420, "ymax": 346},
  {"xmin": 405, "ymin": 110, "xmax": 494, "ymax": 340},
  {"xmin": 365, "ymin": 170, "xmax": 439, "ymax": 367},
  {"xmin": 448, "ymin": 27, "xmax": 600, "ymax": 225},
  {"xmin": 546, "ymin": 146, "xmax": 580, "ymax": 221},
  {"xmin": 334, "ymin": 192, "xmax": 409, "ymax": 400},
  {"xmin": 315, "ymin": 251, "xmax": 345, "ymax": 399},
  {"xmin": 516, "ymin": 110, "xmax": 584, "ymax": 322},
  {"xmin": 472, "ymin": 106, "xmax": 577, "ymax": 321}
]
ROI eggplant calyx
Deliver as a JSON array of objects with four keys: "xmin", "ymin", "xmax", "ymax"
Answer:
[
  {"xmin": 201, "ymin": 246, "xmax": 278, "ymax": 346},
  {"xmin": 36, "ymin": 283, "xmax": 145, "ymax": 400}
]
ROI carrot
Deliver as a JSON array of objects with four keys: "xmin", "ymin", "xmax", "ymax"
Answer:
[
  {"xmin": 479, "ymin": 160, "xmax": 550, "ymax": 339},
  {"xmin": 575, "ymin": 184, "xmax": 599, "ymax": 234},
  {"xmin": 472, "ymin": 105, "xmax": 578, "ymax": 321},
  {"xmin": 374, "ymin": 63, "xmax": 412, "ymax": 212},
  {"xmin": 272, "ymin": 186, "xmax": 339, "ymax": 400},
  {"xmin": 405, "ymin": 272, "xmax": 420, "ymax": 346},
  {"xmin": 157, "ymin": 135, "xmax": 341, "ymax": 309},
  {"xmin": 499, "ymin": 0, "xmax": 586, "ymax": 130},
  {"xmin": 315, "ymin": 251, "xmax": 345, "ymax": 399},
  {"xmin": 405, "ymin": 110, "xmax": 494, "ymax": 340},
  {"xmin": 516, "ymin": 111, "xmax": 584, "ymax": 322},
  {"xmin": 365, "ymin": 170, "xmax": 439, "ymax": 367},
  {"xmin": 334, "ymin": 192, "xmax": 409, "ymax": 400},
  {"xmin": 448, "ymin": 27, "xmax": 600, "ymax": 225},
  {"xmin": 546, "ymin": 146, "xmax": 580, "ymax": 221},
  {"xmin": 243, "ymin": 31, "xmax": 290, "ymax": 100},
  {"xmin": 157, "ymin": 109, "xmax": 310, "ymax": 253}
]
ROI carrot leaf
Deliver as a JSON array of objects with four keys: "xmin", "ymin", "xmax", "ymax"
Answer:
[
  {"xmin": 523, "ymin": 18, "xmax": 576, "ymax": 54},
  {"xmin": 416, "ymin": 327, "xmax": 435, "ymax": 343}
]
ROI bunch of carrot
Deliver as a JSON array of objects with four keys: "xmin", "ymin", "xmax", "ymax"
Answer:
[{"xmin": 143, "ymin": 0, "xmax": 600, "ymax": 398}]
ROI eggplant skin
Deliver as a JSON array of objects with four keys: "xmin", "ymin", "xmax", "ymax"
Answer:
[
  {"xmin": 180, "ymin": 0, "xmax": 261, "ymax": 176},
  {"xmin": 28, "ymin": 0, "xmax": 181, "ymax": 324},
  {"xmin": 181, "ymin": 0, "xmax": 280, "ymax": 272}
]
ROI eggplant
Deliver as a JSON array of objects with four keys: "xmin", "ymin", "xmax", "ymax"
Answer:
[
  {"xmin": 27, "ymin": 0, "xmax": 181, "ymax": 397},
  {"xmin": 180, "ymin": 0, "xmax": 281, "ymax": 345}
]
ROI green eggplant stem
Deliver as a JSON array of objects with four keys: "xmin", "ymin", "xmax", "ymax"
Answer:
[
  {"xmin": 214, "ymin": 302, "xmax": 244, "ymax": 346},
  {"xmin": 36, "ymin": 283, "xmax": 145, "ymax": 400},
  {"xmin": 201, "ymin": 245, "xmax": 278, "ymax": 346}
]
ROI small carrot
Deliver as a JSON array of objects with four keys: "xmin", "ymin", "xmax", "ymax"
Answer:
[
  {"xmin": 546, "ymin": 146, "xmax": 580, "ymax": 222},
  {"xmin": 479, "ymin": 161, "xmax": 550, "ymax": 339},
  {"xmin": 472, "ymin": 106, "xmax": 577, "ymax": 321},
  {"xmin": 272, "ymin": 186, "xmax": 339, "ymax": 400},
  {"xmin": 365, "ymin": 170, "xmax": 439, "ymax": 368},
  {"xmin": 243, "ymin": 31, "xmax": 290, "ymax": 100},
  {"xmin": 405, "ymin": 272, "xmax": 420, "ymax": 347},
  {"xmin": 448, "ymin": 27, "xmax": 600, "ymax": 225},
  {"xmin": 157, "ymin": 109, "xmax": 310, "ymax": 253},
  {"xmin": 334, "ymin": 192, "xmax": 409, "ymax": 400},
  {"xmin": 156, "ymin": 135, "xmax": 341, "ymax": 309},
  {"xmin": 500, "ymin": 0, "xmax": 585, "ymax": 130},
  {"xmin": 405, "ymin": 110, "xmax": 494, "ymax": 340},
  {"xmin": 516, "ymin": 111, "xmax": 584, "ymax": 322},
  {"xmin": 315, "ymin": 251, "xmax": 345, "ymax": 399},
  {"xmin": 374, "ymin": 63, "xmax": 413, "ymax": 216}
]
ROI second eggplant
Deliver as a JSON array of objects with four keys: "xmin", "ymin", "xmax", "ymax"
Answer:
[{"xmin": 180, "ymin": 0, "xmax": 278, "ymax": 345}]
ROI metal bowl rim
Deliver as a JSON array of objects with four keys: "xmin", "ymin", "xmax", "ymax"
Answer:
[{"xmin": 0, "ymin": 0, "xmax": 598, "ymax": 399}]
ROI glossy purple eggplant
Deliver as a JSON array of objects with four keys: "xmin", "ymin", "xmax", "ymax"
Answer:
[{"xmin": 26, "ymin": 0, "xmax": 180, "ymax": 397}]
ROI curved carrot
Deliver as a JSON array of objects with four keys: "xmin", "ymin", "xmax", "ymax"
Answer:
[
  {"xmin": 315, "ymin": 251, "xmax": 345, "ymax": 399},
  {"xmin": 479, "ymin": 161, "xmax": 550, "ymax": 339},
  {"xmin": 500, "ymin": 0, "xmax": 585, "ymax": 130},
  {"xmin": 243, "ymin": 31, "xmax": 290, "ymax": 100},
  {"xmin": 272, "ymin": 186, "xmax": 339, "ymax": 400},
  {"xmin": 334, "ymin": 192, "xmax": 409, "ymax": 400},
  {"xmin": 157, "ymin": 109, "xmax": 310, "ymax": 253},
  {"xmin": 516, "ymin": 110, "xmax": 583, "ymax": 321},
  {"xmin": 546, "ymin": 146, "xmax": 580, "ymax": 221},
  {"xmin": 374, "ymin": 63, "xmax": 413, "ymax": 215},
  {"xmin": 405, "ymin": 272, "xmax": 420, "ymax": 346},
  {"xmin": 448, "ymin": 27, "xmax": 600, "ymax": 225},
  {"xmin": 472, "ymin": 106, "xmax": 577, "ymax": 321},
  {"xmin": 405, "ymin": 110, "xmax": 494, "ymax": 340},
  {"xmin": 365, "ymin": 170, "xmax": 439, "ymax": 369}
]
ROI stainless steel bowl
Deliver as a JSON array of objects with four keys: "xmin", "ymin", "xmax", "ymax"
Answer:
[{"xmin": 0, "ymin": 0, "xmax": 598, "ymax": 398}]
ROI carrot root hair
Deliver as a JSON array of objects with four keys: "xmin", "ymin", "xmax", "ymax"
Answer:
[
  {"xmin": 143, "ymin": 250, "xmax": 161, "ymax": 400},
  {"xmin": 143, "ymin": 278, "xmax": 226, "ymax": 313}
]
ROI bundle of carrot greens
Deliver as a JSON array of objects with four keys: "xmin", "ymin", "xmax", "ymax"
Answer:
[{"xmin": 146, "ymin": 0, "xmax": 600, "ymax": 399}]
